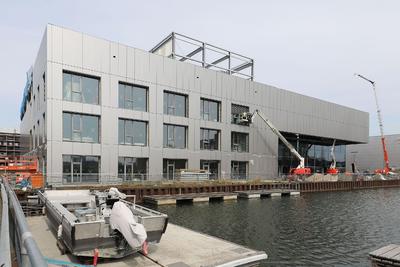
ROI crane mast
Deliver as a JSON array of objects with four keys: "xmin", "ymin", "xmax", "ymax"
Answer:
[
  {"xmin": 243, "ymin": 109, "xmax": 311, "ymax": 175},
  {"xmin": 372, "ymin": 82, "xmax": 390, "ymax": 174},
  {"xmin": 355, "ymin": 73, "xmax": 390, "ymax": 174}
]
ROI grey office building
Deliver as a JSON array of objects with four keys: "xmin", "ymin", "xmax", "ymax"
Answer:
[
  {"xmin": 346, "ymin": 134, "xmax": 400, "ymax": 173},
  {"xmin": 20, "ymin": 25, "xmax": 369, "ymax": 186}
]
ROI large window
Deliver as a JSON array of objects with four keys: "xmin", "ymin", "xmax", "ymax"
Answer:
[
  {"xmin": 118, "ymin": 119, "xmax": 147, "ymax": 146},
  {"xmin": 63, "ymin": 112, "xmax": 99, "ymax": 143},
  {"xmin": 200, "ymin": 128, "xmax": 219, "ymax": 150},
  {"xmin": 278, "ymin": 138, "xmax": 347, "ymax": 175},
  {"xmin": 163, "ymin": 91, "xmax": 188, "ymax": 117},
  {"xmin": 118, "ymin": 83, "xmax": 147, "ymax": 111},
  {"xmin": 63, "ymin": 155, "xmax": 100, "ymax": 183},
  {"xmin": 200, "ymin": 160, "xmax": 220, "ymax": 180},
  {"xmin": 231, "ymin": 103, "xmax": 250, "ymax": 125},
  {"xmin": 231, "ymin": 161, "xmax": 248, "ymax": 179},
  {"xmin": 231, "ymin": 132, "xmax": 249, "ymax": 152},
  {"xmin": 63, "ymin": 72, "xmax": 99, "ymax": 104},
  {"xmin": 163, "ymin": 124, "xmax": 187, "ymax": 149},
  {"xmin": 200, "ymin": 98, "xmax": 220, "ymax": 122},
  {"xmin": 163, "ymin": 159, "xmax": 187, "ymax": 180},
  {"xmin": 118, "ymin": 157, "xmax": 148, "ymax": 181}
]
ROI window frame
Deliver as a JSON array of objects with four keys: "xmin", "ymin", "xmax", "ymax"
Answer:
[
  {"xmin": 200, "ymin": 98, "xmax": 220, "ymax": 122},
  {"xmin": 163, "ymin": 91, "xmax": 188, "ymax": 117},
  {"xmin": 43, "ymin": 72, "xmax": 46, "ymax": 102},
  {"xmin": 62, "ymin": 112, "xmax": 100, "ymax": 143},
  {"xmin": 163, "ymin": 124, "xmax": 187, "ymax": 149},
  {"xmin": 231, "ymin": 161, "xmax": 248, "ymax": 179},
  {"xmin": 118, "ymin": 82, "xmax": 148, "ymax": 111},
  {"xmin": 62, "ymin": 155, "xmax": 100, "ymax": 184},
  {"xmin": 231, "ymin": 131, "xmax": 249, "ymax": 152},
  {"xmin": 200, "ymin": 160, "xmax": 220, "ymax": 180},
  {"xmin": 118, "ymin": 157, "xmax": 148, "ymax": 181},
  {"xmin": 62, "ymin": 70, "xmax": 100, "ymax": 105},
  {"xmin": 118, "ymin": 118, "xmax": 148, "ymax": 146},
  {"xmin": 231, "ymin": 103, "xmax": 250, "ymax": 125},
  {"xmin": 200, "ymin": 128, "xmax": 220, "ymax": 150}
]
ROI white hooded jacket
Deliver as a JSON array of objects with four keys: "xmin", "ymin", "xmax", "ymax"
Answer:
[{"xmin": 110, "ymin": 201, "xmax": 147, "ymax": 248}]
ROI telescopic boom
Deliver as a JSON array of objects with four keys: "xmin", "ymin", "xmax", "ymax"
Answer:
[{"xmin": 242, "ymin": 109, "xmax": 311, "ymax": 175}]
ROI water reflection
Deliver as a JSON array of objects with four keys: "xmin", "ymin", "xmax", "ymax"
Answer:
[{"xmin": 154, "ymin": 189, "xmax": 400, "ymax": 266}]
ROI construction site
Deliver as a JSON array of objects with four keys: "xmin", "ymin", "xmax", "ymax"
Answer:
[
  {"xmin": 1, "ymin": 23, "xmax": 400, "ymax": 267},
  {"xmin": 10, "ymin": 24, "xmax": 399, "ymax": 189}
]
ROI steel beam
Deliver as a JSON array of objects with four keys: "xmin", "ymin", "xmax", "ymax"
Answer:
[
  {"xmin": 179, "ymin": 46, "xmax": 203, "ymax": 62},
  {"xmin": 231, "ymin": 62, "xmax": 253, "ymax": 73},
  {"xmin": 205, "ymin": 55, "xmax": 230, "ymax": 69},
  {"xmin": 149, "ymin": 33, "xmax": 173, "ymax": 53}
]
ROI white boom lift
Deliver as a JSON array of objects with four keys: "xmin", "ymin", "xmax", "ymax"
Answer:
[
  {"xmin": 241, "ymin": 110, "xmax": 311, "ymax": 175},
  {"xmin": 326, "ymin": 139, "xmax": 338, "ymax": 174}
]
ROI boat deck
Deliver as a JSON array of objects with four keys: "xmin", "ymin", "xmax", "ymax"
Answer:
[{"xmin": 27, "ymin": 216, "xmax": 267, "ymax": 267}]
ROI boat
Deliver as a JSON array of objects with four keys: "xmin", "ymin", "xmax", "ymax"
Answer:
[{"xmin": 37, "ymin": 188, "xmax": 168, "ymax": 258}]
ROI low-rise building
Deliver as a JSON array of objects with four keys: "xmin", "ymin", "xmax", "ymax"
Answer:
[
  {"xmin": 346, "ymin": 134, "xmax": 400, "ymax": 173},
  {"xmin": 0, "ymin": 129, "xmax": 23, "ymax": 159}
]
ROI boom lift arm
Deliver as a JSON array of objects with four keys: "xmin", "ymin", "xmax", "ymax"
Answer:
[
  {"xmin": 326, "ymin": 139, "xmax": 338, "ymax": 174},
  {"xmin": 243, "ymin": 109, "xmax": 311, "ymax": 175},
  {"xmin": 330, "ymin": 139, "xmax": 336, "ymax": 169}
]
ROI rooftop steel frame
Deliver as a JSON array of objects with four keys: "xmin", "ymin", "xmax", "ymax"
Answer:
[{"xmin": 150, "ymin": 32, "xmax": 254, "ymax": 81}]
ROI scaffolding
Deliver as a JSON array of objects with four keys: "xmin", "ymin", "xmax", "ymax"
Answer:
[{"xmin": 150, "ymin": 32, "xmax": 254, "ymax": 81}]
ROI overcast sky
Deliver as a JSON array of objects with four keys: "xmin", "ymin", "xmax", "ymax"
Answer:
[{"xmin": 0, "ymin": 0, "xmax": 399, "ymax": 136}]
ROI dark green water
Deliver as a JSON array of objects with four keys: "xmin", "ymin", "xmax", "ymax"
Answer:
[{"xmin": 154, "ymin": 188, "xmax": 400, "ymax": 266}]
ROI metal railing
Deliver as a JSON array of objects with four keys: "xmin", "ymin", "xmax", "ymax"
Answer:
[
  {"xmin": 0, "ymin": 184, "xmax": 11, "ymax": 266},
  {"xmin": 0, "ymin": 177, "xmax": 47, "ymax": 267},
  {"xmin": 150, "ymin": 32, "xmax": 254, "ymax": 81}
]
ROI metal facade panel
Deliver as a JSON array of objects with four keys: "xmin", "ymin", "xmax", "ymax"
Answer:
[
  {"xmin": 82, "ymin": 34, "xmax": 110, "ymax": 73},
  {"xmin": 62, "ymin": 28, "xmax": 82, "ymax": 68},
  {"xmin": 134, "ymin": 48, "xmax": 151, "ymax": 83}
]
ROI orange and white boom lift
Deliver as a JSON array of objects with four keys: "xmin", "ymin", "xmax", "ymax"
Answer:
[
  {"xmin": 240, "ymin": 109, "xmax": 312, "ymax": 175},
  {"xmin": 326, "ymin": 139, "xmax": 338, "ymax": 174},
  {"xmin": 355, "ymin": 73, "xmax": 391, "ymax": 175}
]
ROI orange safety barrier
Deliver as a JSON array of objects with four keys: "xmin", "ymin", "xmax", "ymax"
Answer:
[
  {"xmin": 30, "ymin": 173, "xmax": 44, "ymax": 189},
  {"xmin": 0, "ymin": 156, "xmax": 39, "ymax": 172}
]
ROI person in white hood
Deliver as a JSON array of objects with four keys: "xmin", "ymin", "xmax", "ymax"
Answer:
[{"xmin": 110, "ymin": 201, "xmax": 148, "ymax": 255}]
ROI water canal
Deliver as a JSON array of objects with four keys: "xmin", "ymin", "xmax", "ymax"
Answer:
[{"xmin": 154, "ymin": 188, "xmax": 400, "ymax": 266}]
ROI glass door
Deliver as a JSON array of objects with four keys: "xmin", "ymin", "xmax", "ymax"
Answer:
[
  {"xmin": 232, "ymin": 162, "xmax": 239, "ymax": 179},
  {"xmin": 167, "ymin": 161, "xmax": 175, "ymax": 180},
  {"xmin": 125, "ymin": 158, "xmax": 133, "ymax": 181},
  {"xmin": 72, "ymin": 156, "xmax": 82, "ymax": 183}
]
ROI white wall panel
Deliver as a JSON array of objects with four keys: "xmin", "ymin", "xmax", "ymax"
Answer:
[
  {"xmin": 62, "ymin": 28, "xmax": 82, "ymax": 68},
  {"xmin": 82, "ymin": 35, "xmax": 110, "ymax": 73},
  {"xmin": 49, "ymin": 25, "xmax": 62, "ymax": 64}
]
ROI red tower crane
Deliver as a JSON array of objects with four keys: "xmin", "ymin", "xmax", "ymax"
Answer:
[{"xmin": 355, "ymin": 73, "xmax": 391, "ymax": 175}]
